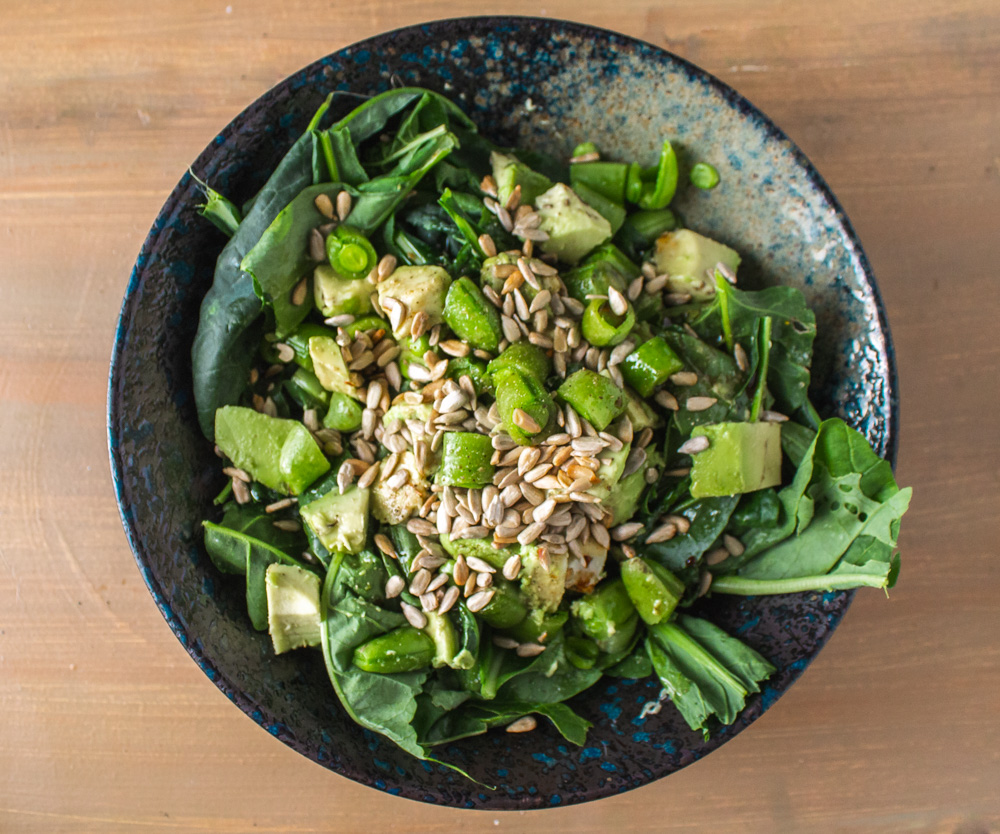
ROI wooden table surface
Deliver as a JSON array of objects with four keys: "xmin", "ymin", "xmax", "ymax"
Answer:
[{"xmin": 2, "ymin": 1, "xmax": 998, "ymax": 831}]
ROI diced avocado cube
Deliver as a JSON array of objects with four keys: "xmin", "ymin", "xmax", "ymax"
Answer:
[
  {"xmin": 623, "ymin": 387, "xmax": 661, "ymax": 433},
  {"xmin": 620, "ymin": 558, "xmax": 685, "ymax": 625},
  {"xmin": 377, "ymin": 265, "xmax": 451, "ymax": 338},
  {"xmin": 312, "ymin": 264, "xmax": 373, "ymax": 317},
  {"xmin": 570, "ymin": 578, "xmax": 638, "ymax": 654},
  {"xmin": 323, "ymin": 391, "xmax": 363, "ymax": 432},
  {"xmin": 491, "ymin": 151, "xmax": 553, "ymax": 207},
  {"xmin": 299, "ymin": 484, "xmax": 369, "ymax": 554},
  {"xmin": 603, "ymin": 448, "xmax": 663, "ymax": 525},
  {"xmin": 308, "ymin": 335, "xmax": 362, "ymax": 401},
  {"xmin": 519, "ymin": 544, "xmax": 568, "ymax": 614},
  {"xmin": 381, "ymin": 402, "xmax": 434, "ymax": 429},
  {"xmin": 653, "ymin": 229, "xmax": 741, "ymax": 301},
  {"xmin": 557, "ymin": 369, "xmax": 626, "ymax": 431},
  {"xmin": 371, "ymin": 451, "xmax": 429, "ymax": 525},
  {"xmin": 265, "ymin": 563, "xmax": 322, "ymax": 654},
  {"xmin": 214, "ymin": 405, "xmax": 329, "ymax": 496},
  {"xmin": 443, "ymin": 276, "xmax": 502, "ymax": 352},
  {"xmin": 689, "ymin": 421, "xmax": 782, "ymax": 498},
  {"xmin": 535, "ymin": 183, "xmax": 613, "ymax": 265}
]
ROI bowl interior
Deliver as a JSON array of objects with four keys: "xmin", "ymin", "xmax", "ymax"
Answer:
[{"xmin": 109, "ymin": 17, "xmax": 896, "ymax": 810}]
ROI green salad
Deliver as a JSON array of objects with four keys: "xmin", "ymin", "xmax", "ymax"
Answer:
[{"xmin": 191, "ymin": 88, "xmax": 911, "ymax": 762}]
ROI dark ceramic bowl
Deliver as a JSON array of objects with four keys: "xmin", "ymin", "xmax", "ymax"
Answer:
[{"xmin": 108, "ymin": 17, "xmax": 897, "ymax": 810}]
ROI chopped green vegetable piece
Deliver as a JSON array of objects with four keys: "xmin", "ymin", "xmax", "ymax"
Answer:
[
  {"xmin": 573, "ymin": 180, "xmax": 627, "ymax": 234},
  {"xmin": 581, "ymin": 297, "xmax": 635, "ymax": 347},
  {"xmin": 620, "ymin": 336, "xmax": 685, "ymax": 397},
  {"xmin": 572, "ymin": 141, "xmax": 599, "ymax": 158},
  {"xmin": 324, "ymin": 226, "xmax": 376, "ymax": 281},
  {"xmin": 437, "ymin": 432, "xmax": 495, "ymax": 488},
  {"xmin": 689, "ymin": 421, "xmax": 783, "ymax": 498},
  {"xmin": 214, "ymin": 405, "xmax": 330, "ymax": 496},
  {"xmin": 491, "ymin": 151, "xmax": 553, "ymax": 207},
  {"xmin": 299, "ymin": 484, "xmax": 370, "ymax": 554},
  {"xmin": 266, "ymin": 563, "xmax": 322, "ymax": 654},
  {"xmin": 556, "ymin": 369, "xmax": 626, "ymax": 431},
  {"xmin": 309, "ymin": 335, "xmax": 362, "ymax": 400},
  {"xmin": 690, "ymin": 162, "xmax": 720, "ymax": 189},
  {"xmin": 313, "ymin": 264, "xmax": 373, "ymax": 317},
  {"xmin": 636, "ymin": 139, "xmax": 679, "ymax": 210},
  {"xmin": 653, "ymin": 229, "xmax": 740, "ymax": 301},
  {"xmin": 353, "ymin": 625, "xmax": 435, "ymax": 673},
  {"xmin": 473, "ymin": 576, "xmax": 529, "ymax": 629},
  {"xmin": 493, "ymin": 367, "xmax": 555, "ymax": 445},
  {"xmin": 570, "ymin": 161, "xmax": 628, "ymax": 203},
  {"xmin": 323, "ymin": 391, "xmax": 364, "ymax": 432},
  {"xmin": 535, "ymin": 183, "xmax": 613, "ymax": 265},
  {"xmin": 621, "ymin": 558, "xmax": 685, "ymax": 625},
  {"xmin": 570, "ymin": 578, "xmax": 638, "ymax": 654},
  {"xmin": 443, "ymin": 276, "xmax": 502, "ymax": 352},
  {"xmin": 487, "ymin": 342, "xmax": 551, "ymax": 384}
]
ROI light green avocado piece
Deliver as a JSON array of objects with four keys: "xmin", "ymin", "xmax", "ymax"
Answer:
[
  {"xmin": 653, "ymin": 229, "xmax": 741, "ymax": 301},
  {"xmin": 623, "ymin": 386, "xmax": 661, "ymax": 433},
  {"xmin": 603, "ymin": 448, "xmax": 663, "ymax": 525},
  {"xmin": 308, "ymin": 335, "xmax": 363, "ymax": 401},
  {"xmin": 312, "ymin": 264, "xmax": 373, "ymax": 317},
  {"xmin": 424, "ymin": 611, "xmax": 463, "ymax": 669},
  {"xmin": 689, "ymin": 421, "xmax": 782, "ymax": 498},
  {"xmin": 534, "ymin": 183, "xmax": 613, "ymax": 265},
  {"xmin": 491, "ymin": 151, "xmax": 553, "ymax": 207},
  {"xmin": 214, "ymin": 406, "xmax": 329, "ymax": 496},
  {"xmin": 519, "ymin": 544, "xmax": 568, "ymax": 614},
  {"xmin": 377, "ymin": 265, "xmax": 451, "ymax": 338},
  {"xmin": 299, "ymin": 484, "xmax": 369, "ymax": 554},
  {"xmin": 265, "ymin": 563, "xmax": 322, "ymax": 654},
  {"xmin": 381, "ymin": 402, "xmax": 434, "ymax": 428},
  {"xmin": 439, "ymin": 534, "xmax": 513, "ymax": 570},
  {"xmin": 586, "ymin": 441, "xmax": 631, "ymax": 503}
]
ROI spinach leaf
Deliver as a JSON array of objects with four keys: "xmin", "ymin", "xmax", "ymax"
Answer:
[
  {"xmin": 190, "ymin": 170, "xmax": 242, "ymax": 237},
  {"xmin": 661, "ymin": 329, "xmax": 748, "ymax": 434},
  {"xmin": 604, "ymin": 642, "xmax": 654, "ymax": 679},
  {"xmin": 712, "ymin": 419, "xmax": 911, "ymax": 593},
  {"xmin": 415, "ymin": 696, "xmax": 591, "ymax": 747},
  {"xmin": 693, "ymin": 283, "xmax": 816, "ymax": 415},
  {"xmin": 637, "ymin": 495, "xmax": 739, "ymax": 579},
  {"xmin": 202, "ymin": 502, "xmax": 312, "ymax": 630},
  {"xmin": 646, "ymin": 615, "xmax": 774, "ymax": 737},
  {"xmin": 320, "ymin": 552, "xmax": 429, "ymax": 760},
  {"xmin": 494, "ymin": 634, "xmax": 603, "ymax": 704}
]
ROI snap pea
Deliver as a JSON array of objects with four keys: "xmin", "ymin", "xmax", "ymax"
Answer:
[
  {"xmin": 572, "ymin": 141, "xmax": 599, "ymax": 158},
  {"xmin": 323, "ymin": 390, "xmax": 364, "ymax": 432},
  {"xmin": 571, "ymin": 578, "xmax": 638, "ymax": 653},
  {"xmin": 474, "ymin": 575, "xmax": 529, "ymax": 629},
  {"xmin": 486, "ymin": 342, "xmax": 550, "ymax": 385},
  {"xmin": 285, "ymin": 367, "xmax": 330, "ymax": 411},
  {"xmin": 689, "ymin": 162, "xmax": 720, "ymax": 190},
  {"xmin": 437, "ymin": 432, "xmax": 495, "ymax": 488},
  {"xmin": 581, "ymin": 297, "xmax": 635, "ymax": 347},
  {"xmin": 620, "ymin": 336, "xmax": 685, "ymax": 397},
  {"xmin": 565, "ymin": 635, "xmax": 601, "ymax": 670},
  {"xmin": 556, "ymin": 369, "xmax": 627, "ymax": 432},
  {"xmin": 570, "ymin": 161, "xmax": 628, "ymax": 204},
  {"xmin": 616, "ymin": 208, "xmax": 678, "ymax": 261},
  {"xmin": 493, "ymin": 367, "xmax": 555, "ymax": 445},
  {"xmin": 443, "ymin": 276, "xmax": 502, "ymax": 352},
  {"xmin": 583, "ymin": 243, "xmax": 641, "ymax": 279},
  {"xmin": 397, "ymin": 333, "xmax": 431, "ymax": 379},
  {"xmin": 445, "ymin": 357, "xmax": 493, "ymax": 395},
  {"xmin": 325, "ymin": 225, "xmax": 378, "ymax": 281},
  {"xmin": 341, "ymin": 315, "xmax": 387, "ymax": 337},
  {"xmin": 562, "ymin": 261, "xmax": 628, "ymax": 304},
  {"xmin": 626, "ymin": 140, "xmax": 679, "ymax": 210},
  {"xmin": 352, "ymin": 625, "xmax": 435, "ymax": 673},
  {"xmin": 620, "ymin": 557, "xmax": 685, "ymax": 625}
]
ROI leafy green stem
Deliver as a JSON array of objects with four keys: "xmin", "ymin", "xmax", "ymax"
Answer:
[
  {"xmin": 749, "ymin": 316, "xmax": 773, "ymax": 422},
  {"xmin": 715, "ymin": 271, "xmax": 734, "ymax": 352},
  {"xmin": 711, "ymin": 573, "xmax": 890, "ymax": 595}
]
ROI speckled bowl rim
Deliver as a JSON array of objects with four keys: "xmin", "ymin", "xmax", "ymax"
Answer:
[{"xmin": 108, "ymin": 15, "xmax": 899, "ymax": 809}]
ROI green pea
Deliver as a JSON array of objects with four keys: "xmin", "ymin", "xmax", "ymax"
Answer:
[{"xmin": 690, "ymin": 162, "xmax": 720, "ymax": 190}]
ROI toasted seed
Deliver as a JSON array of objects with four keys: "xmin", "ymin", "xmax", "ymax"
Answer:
[
  {"xmin": 663, "ymin": 467, "xmax": 691, "ymax": 478},
  {"xmin": 622, "ymin": 447, "xmax": 647, "ymax": 478},
  {"xmin": 506, "ymin": 715, "xmax": 537, "ymax": 733},
  {"xmin": 512, "ymin": 408, "xmax": 541, "ymax": 434},
  {"xmin": 476, "ymin": 572, "xmax": 493, "ymax": 590},
  {"xmin": 419, "ymin": 591, "xmax": 439, "ymax": 611},
  {"xmin": 517, "ymin": 521, "xmax": 546, "ymax": 545},
  {"xmin": 406, "ymin": 518, "xmax": 435, "ymax": 536},
  {"xmin": 523, "ymin": 463, "xmax": 553, "ymax": 484},
  {"xmin": 467, "ymin": 589, "xmax": 495, "ymax": 613},
  {"xmin": 645, "ymin": 522, "xmax": 677, "ymax": 544},
  {"xmin": 645, "ymin": 273, "xmax": 669, "ymax": 294},
  {"xmin": 373, "ymin": 535, "xmax": 397, "ymax": 563},
  {"xmin": 611, "ymin": 522, "xmax": 644, "ymax": 541},
  {"xmin": 678, "ymin": 436, "xmax": 711, "ymax": 455},
  {"xmin": 410, "ymin": 310, "xmax": 430, "ymax": 340},
  {"xmin": 384, "ymin": 575, "xmax": 405, "ymax": 599},
  {"xmin": 723, "ymin": 534, "xmax": 745, "ymax": 557},
  {"xmin": 697, "ymin": 572, "xmax": 713, "ymax": 597},
  {"xmin": 590, "ymin": 523, "xmax": 611, "ymax": 549},
  {"xmin": 232, "ymin": 479, "xmax": 251, "ymax": 504},
  {"xmin": 426, "ymin": 572, "xmax": 450, "ymax": 593},
  {"xmin": 409, "ymin": 569, "xmax": 432, "ymax": 597},
  {"xmin": 607, "ymin": 286, "xmax": 629, "ymax": 317},
  {"xmin": 264, "ymin": 497, "xmax": 296, "ymax": 514},
  {"xmin": 516, "ymin": 642, "xmax": 546, "ymax": 658},
  {"xmin": 734, "ymin": 343, "xmax": 749, "ymax": 372},
  {"xmin": 272, "ymin": 519, "xmax": 300, "ymax": 533},
  {"xmin": 439, "ymin": 389, "xmax": 469, "ymax": 414},
  {"xmin": 670, "ymin": 371, "xmax": 699, "ymax": 386},
  {"xmin": 502, "ymin": 554, "xmax": 522, "ymax": 581},
  {"xmin": 290, "ymin": 277, "xmax": 309, "ymax": 306},
  {"xmin": 667, "ymin": 514, "xmax": 692, "ymax": 535},
  {"xmin": 384, "ymin": 361, "xmax": 402, "ymax": 390},
  {"xmin": 223, "ymin": 466, "xmax": 252, "ymax": 483},
  {"xmin": 645, "ymin": 467, "xmax": 659, "ymax": 484},
  {"xmin": 438, "ymin": 339, "xmax": 470, "ymax": 358},
  {"xmin": 465, "ymin": 555, "xmax": 496, "ymax": 574},
  {"xmin": 609, "ymin": 339, "xmax": 635, "ymax": 366},
  {"xmin": 480, "ymin": 174, "xmax": 498, "ymax": 197},
  {"xmin": 533, "ymin": 498, "xmax": 557, "ymax": 523},
  {"xmin": 453, "ymin": 555, "xmax": 470, "ymax": 587},
  {"xmin": 493, "ymin": 635, "xmax": 520, "ymax": 650},
  {"xmin": 705, "ymin": 547, "xmax": 730, "ymax": 566},
  {"xmin": 314, "ymin": 193, "xmax": 335, "ymax": 219},
  {"xmin": 685, "ymin": 396, "xmax": 718, "ymax": 412},
  {"xmin": 570, "ymin": 151, "xmax": 600, "ymax": 164},
  {"xmin": 655, "ymin": 390, "xmax": 680, "ymax": 411},
  {"xmin": 308, "ymin": 227, "xmax": 327, "ymax": 261},
  {"xmin": 273, "ymin": 342, "xmax": 295, "ymax": 364},
  {"xmin": 760, "ymin": 410, "xmax": 790, "ymax": 423},
  {"xmin": 401, "ymin": 602, "xmax": 427, "ymax": 629},
  {"xmin": 336, "ymin": 190, "xmax": 352, "ymax": 221},
  {"xmin": 438, "ymin": 585, "xmax": 460, "ymax": 614}
]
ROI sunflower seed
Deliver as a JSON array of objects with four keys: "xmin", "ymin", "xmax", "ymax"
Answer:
[
  {"xmin": 667, "ymin": 514, "xmax": 692, "ymax": 535},
  {"xmin": 467, "ymin": 589, "xmax": 495, "ymax": 613},
  {"xmin": 590, "ymin": 523, "xmax": 611, "ymax": 549},
  {"xmin": 464, "ymin": 555, "xmax": 496, "ymax": 575},
  {"xmin": 572, "ymin": 437, "xmax": 605, "ymax": 454},
  {"xmin": 733, "ymin": 343, "xmax": 749, "ymax": 372},
  {"xmin": 314, "ymin": 193, "xmax": 335, "ymax": 219},
  {"xmin": 523, "ymin": 463, "xmax": 553, "ymax": 484},
  {"xmin": 357, "ymin": 460, "xmax": 381, "ymax": 489},
  {"xmin": 611, "ymin": 522, "xmax": 644, "ymax": 541},
  {"xmin": 645, "ymin": 273, "xmax": 669, "ymax": 294},
  {"xmin": 678, "ymin": 436, "xmax": 711, "ymax": 455},
  {"xmin": 336, "ymin": 190, "xmax": 352, "ymax": 221},
  {"xmin": 512, "ymin": 408, "xmax": 541, "ymax": 434},
  {"xmin": 438, "ymin": 585, "xmax": 460, "ymax": 614},
  {"xmin": 599, "ymin": 432, "xmax": 624, "ymax": 452},
  {"xmin": 438, "ymin": 339, "xmax": 470, "ymax": 358},
  {"xmin": 384, "ymin": 361, "xmax": 402, "ymax": 391},
  {"xmin": 439, "ymin": 389, "xmax": 468, "ymax": 414},
  {"xmin": 478, "ymin": 233, "xmax": 497, "ymax": 258},
  {"xmin": 609, "ymin": 339, "xmax": 636, "ymax": 366},
  {"xmin": 426, "ymin": 572, "xmax": 450, "ymax": 593},
  {"xmin": 516, "ymin": 258, "xmax": 540, "ymax": 290},
  {"xmin": 493, "ymin": 635, "xmax": 520, "ymax": 650},
  {"xmin": 670, "ymin": 371, "xmax": 698, "ymax": 386},
  {"xmin": 697, "ymin": 572, "xmax": 713, "ymax": 598},
  {"xmin": 409, "ymin": 569, "xmax": 432, "ymax": 596},
  {"xmin": 506, "ymin": 715, "xmax": 537, "ymax": 734},
  {"xmin": 516, "ymin": 642, "xmax": 546, "ymax": 658},
  {"xmin": 410, "ymin": 310, "xmax": 429, "ymax": 340},
  {"xmin": 570, "ymin": 151, "xmax": 600, "ymax": 164},
  {"xmin": 705, "ymin": 547, "xmax": 730, "ymax": 566},
  {"xmin": 760, "ymin": 410, "xmax": 790, "ymax": 423},
  {"xmin": 406, "ymin": 518, "xmax": 435, "ymax": 536},
  {"xmin": 607, "ymin": 286, "xmax": 629, "ymax": 316},
  {"xmin": 685, "ymin": 396, "xmax": 718, "ymax": 412},
  {"xmin": 655, "ymin": 390, "xmax": 680, "ymax": 411},
  {"xmin": 627, "ymin": 275, "xmax": 645, "ymax": 301},
  {"xmin": 401, "ymin": 602, "xmax": 427, "ymax": 629},
  {"xmin": 502, "ymin": 554, "xmax": 522, "ymax": 581},
  {"xmin": 308, "ymin": 227, "xmax": 327, "ymax": 260},
  {"xmin": 723, "ymin": 534, "xmax": 745, "ymax": 557},
  {"xmin": 500, "ymin": 314, "xmax": 521, "ymax": 343},
  {"xmin": 533, "ymin": 498, "xmax": 557, "ymax": 523},
  {"xmin": 645, "ymin": 522, "xmax": 677, "ymax": 544}
]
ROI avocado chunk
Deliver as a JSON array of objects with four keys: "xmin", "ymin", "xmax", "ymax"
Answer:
[
  {"xmin": 534, "ymin": 183, "xmax": 613, "ymax": 265},
  {"xmin": 689, "ymin": 421, "xmax": 782, "ymax": 498},
  {"xmin": 620, "ymin": 558, "xmax": 685, "ymax": 625},
  {"xmin": 308, "ymin": 335, "xmax": 362, "ymax": 401},
  {"xmin": 423, "ymin": 611, "xmax": 462, "ymax": 669},
  {"xmin": 623, "ymin": 387, "xmax": 661, "ymax": 433},
  {"xmin": 519, "ymin": 544, "xmax": 568, "ymax": 613},
  {"xmin": 377, "ymin": 265, "xmax": 451, "ymax": 338},
  {"xmin": 603, "ymin": 447, "xmax": 663, "ymax": 525},
  {"xmin": 265, "ymin": 563, "xmax": 322, "ymax": 654},
  {"xmin": 653, "ymin": 229, "xmax": 741, "ymax": 301},
  {"xmin": 312, "ymin": 264, "xmax": 373, "ymax": 317},
  {"xmin": 214, "ymin": 406, "xmax": 330, "ymax": 496},
  {"xmin": 370, "ymin": 451, "xmax": 429, "ymax": 525},
  {"xmin": 491, "ymin": 151, "xmax": 553, "ymax": 207},
  {"xmin": 381, "ymin": 402, "xmax": 434, "ymax": 429},
  {"xmin": 586, "ymin": 441, "xmax": 631, "ymax": 503},
  {"xmin": 299, "ymin": 483, "xmax": 369, "ymax": 553}
]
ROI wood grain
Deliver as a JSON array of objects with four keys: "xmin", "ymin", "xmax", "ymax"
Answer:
[{"xmin": 1, "ymin": 1, "xmax": 998, "ymax": 831}]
